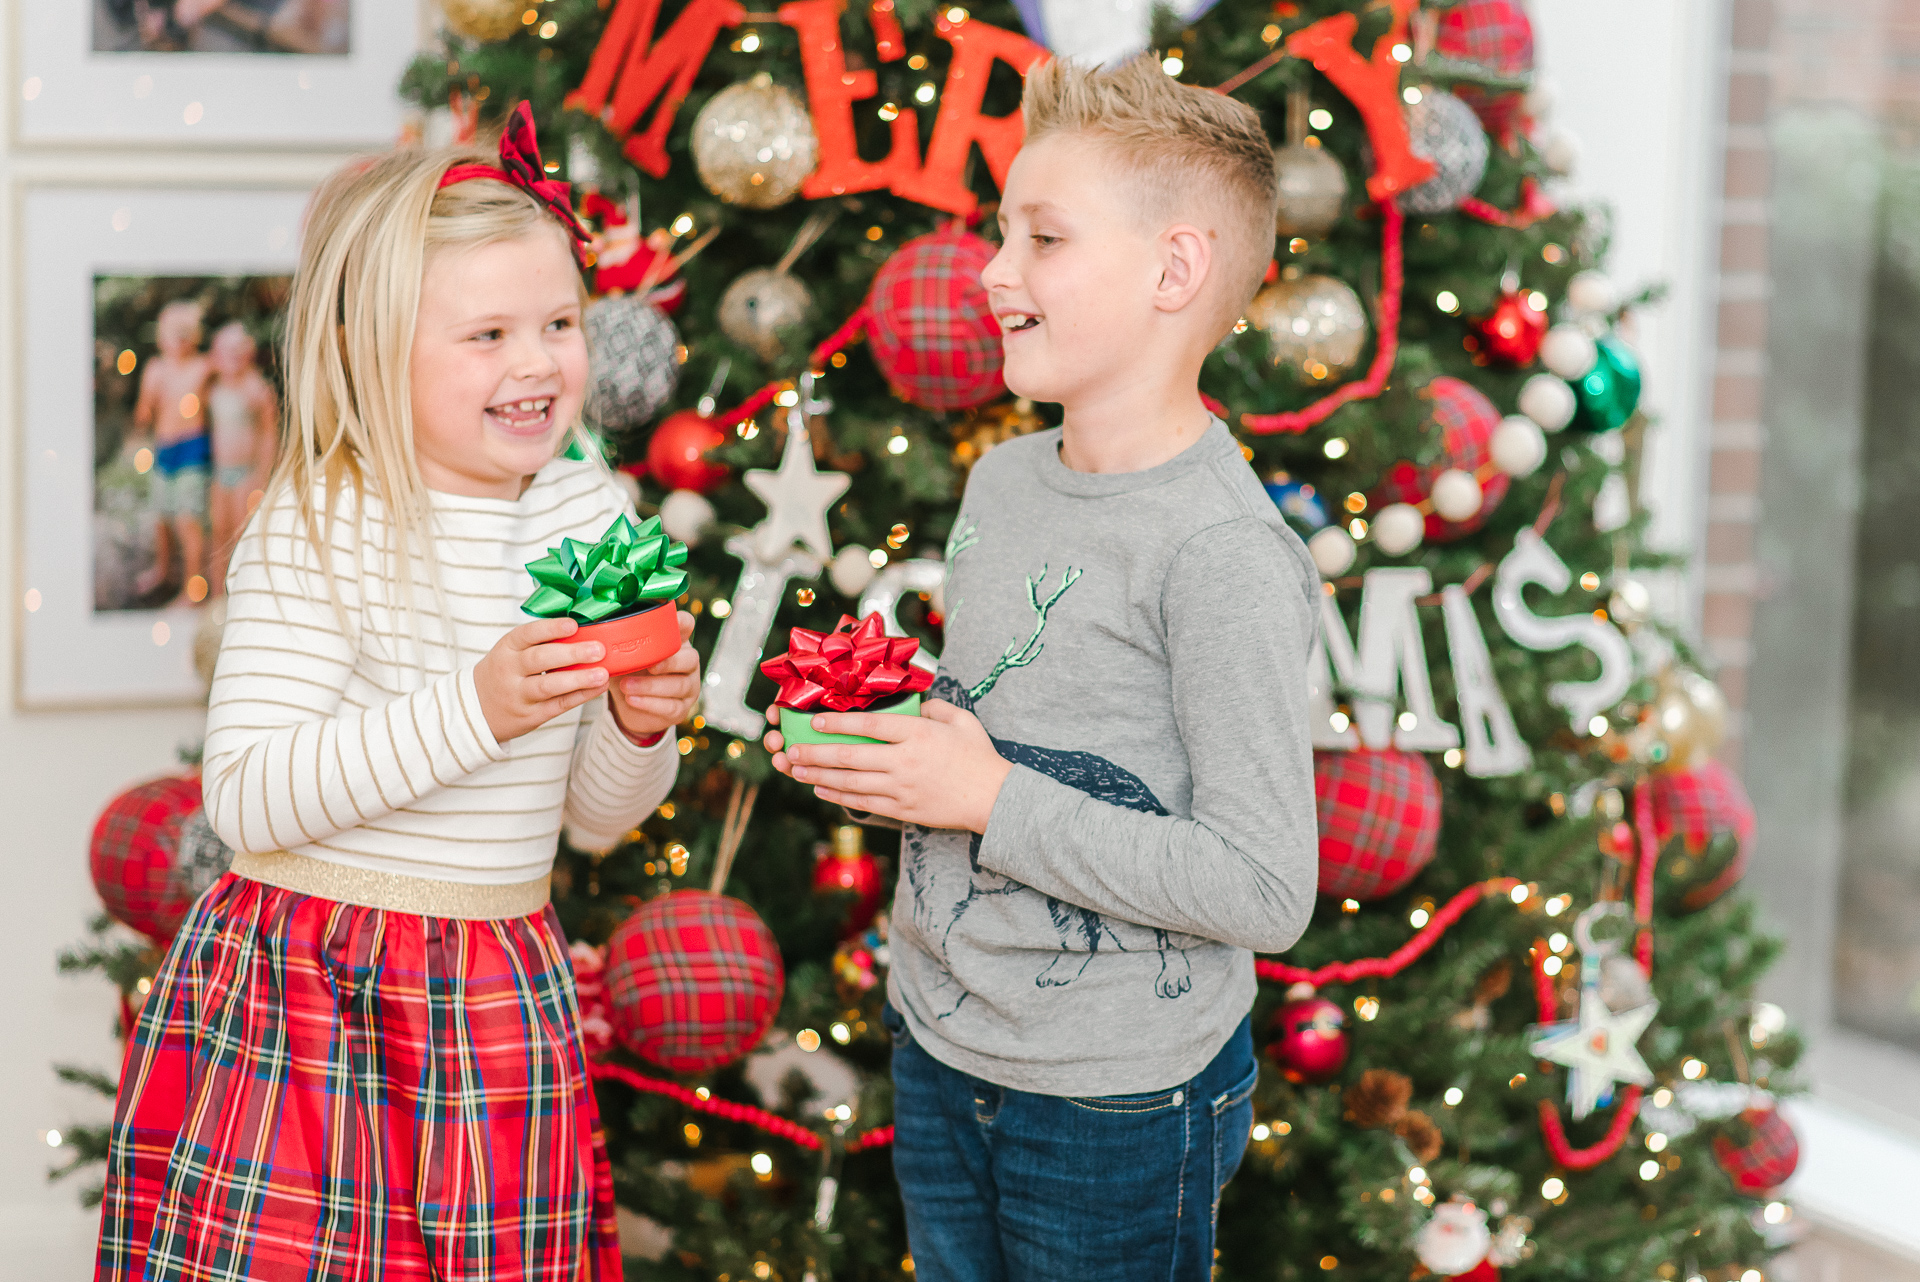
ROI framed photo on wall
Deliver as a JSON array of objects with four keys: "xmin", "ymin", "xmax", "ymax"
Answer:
[
  {"xmin": 15, "ymin": 0, "xmax": 417, "ymax": 146},
  {"xmin": 17, "ymin": 186, "xmax": 310, "ymax": 708}
]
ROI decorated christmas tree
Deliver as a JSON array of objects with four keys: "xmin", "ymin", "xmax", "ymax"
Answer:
[{"xmin": 60, "ymin": 0, "xmax": 1802, "ymax": 1277}]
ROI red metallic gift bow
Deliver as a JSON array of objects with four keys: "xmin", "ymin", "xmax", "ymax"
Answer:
[
  {"xmin": 439, "ymin": 101, "xmax": 596, "ymax": 271},
  {"xmin": 760, "ymin": 613, "xmax": 933, "ymax": 711}
]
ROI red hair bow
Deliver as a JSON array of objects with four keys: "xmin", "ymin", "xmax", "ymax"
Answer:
[
  {"xmin": 760, "ymin": 614, "xmax": 935, "ymax": 712},
  {"xmin": 439, "ymin": 101, "xmax": 594, "ymax": 272}
]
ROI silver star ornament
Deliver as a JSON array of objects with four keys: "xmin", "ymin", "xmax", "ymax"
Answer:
[{"xmin": 1528, "ymin": 990, "xmax": 1659, "ymax": 1120}]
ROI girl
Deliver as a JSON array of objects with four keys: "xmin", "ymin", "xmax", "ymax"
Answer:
[
  {"xmin": 96, "ymin": 107, "xmax": 697, "ymax": 1282},
  {"xmin": 204, "ymin": 321, "xmax": 276, "ymax": 597}
]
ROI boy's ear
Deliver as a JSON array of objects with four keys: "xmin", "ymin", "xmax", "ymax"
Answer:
[{"xmin": 1152, "ymin": 224, "xmax": 1214, "ymax": 316}]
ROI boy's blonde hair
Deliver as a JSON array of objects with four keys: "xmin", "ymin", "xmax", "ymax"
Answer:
[
  {"xmin": 258, "ymin": 143, "xmax": 594, "ymax": 644},
  {"xmin": 1021, "ymin": 55, "xmax": 1278, "ymax": 334},
  {"xmin": 156, "ymin": 299, "xmax": 205, "ymax": 347}
]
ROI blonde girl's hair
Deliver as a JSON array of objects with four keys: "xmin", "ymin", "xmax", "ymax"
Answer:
[
  {"xmin": 258, "ymin": 143, "xmax": 596, "ymax": 646},
  {"xmin": 1021, "ymin": 55, "xmax": 1280, "ymax": 336}
]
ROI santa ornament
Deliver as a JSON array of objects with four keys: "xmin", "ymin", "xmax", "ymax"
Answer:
[
  {"xmin": 1414, "ymin": 1199, "xmax": 1493, "ymax": 1278},
  {"xmin": 1314, "ymin": 749, "xmax": 1442, "ymax": 900}
]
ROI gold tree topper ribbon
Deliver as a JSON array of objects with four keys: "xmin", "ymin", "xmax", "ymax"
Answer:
[{"xmin": 521, "ymin": 514, "xmax": 689, "ymax": 623}]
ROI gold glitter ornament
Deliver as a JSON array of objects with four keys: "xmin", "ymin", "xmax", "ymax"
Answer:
[
  {"xmin": 437, "ymin": 0, "xmax": 525, "ymax": 42},
  {"xmin": 1247, "ymin": 273, "xmax": 1369, "ymax": 380},
  {"xmin": 1274, "ymin": 89, "xmax": 1348, "ymax": 240},
  {"xmin": 950, "ymin": 398, "xmax": 1044, "ymax": 475},
  {"xmin": 718, "ymin": 268, "xmax": 813, "ymax": 361},
  {"xmin": 692, "ymin": 73, "xmax": 818, "ymax": 209}
]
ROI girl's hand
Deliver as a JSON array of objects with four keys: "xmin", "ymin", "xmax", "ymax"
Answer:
[
  {"xmin": 474, "ymin": 617, "xmax": 609, "ymax": 744},
  {"xmin": 610, "ymin": 610, "xmax": 700, "ymax": 740}
]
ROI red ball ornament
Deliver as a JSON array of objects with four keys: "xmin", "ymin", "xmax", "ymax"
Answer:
[
  {"xmin": 90, "ymin": 775, "xmax": 206, "ymax": 943},
  {"xmin": 1369, "ymin": 376, "xmax": 1510, "ymax": 542},
  {"xmin": 1644, "ymin": 760, "xmax": 1756, "ymax": 911},
  {"xmin": 813, "ymin": 824, "xmax": 884, "ymax": 940},
  {"xmin": 1712, "ymin": 1104, "xmax": 1800, "ymax": 1194},
  {"xmin": 1266, "ymin": 990, "xmax": 1349, "ymax": 1083},
  {"xmin": 1467, "ymin": 291, "xmax": 1548, "ymax": 366},
  {"xmin": 1314, "ymin": 750, "xmax": 1442, "ymax": 901},
  {"xmin": 604, "ymin": 890, "xmax": 785, "ymax": 1073},
  {"xmin": 865, "ymin": 227, "xmax": 1005, "ymax": 411},
  {"xmin": 646, "ymin": 410, "xmax": 730, "ymax": 494},
  {"xmin": 1436, "ymin": 0, "xmax": 1535, "ymax": 140}
]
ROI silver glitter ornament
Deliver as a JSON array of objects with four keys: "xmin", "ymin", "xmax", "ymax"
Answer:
[
  {"xmin": 438, "ymin": 0, "xmax": 524, "ymax": 42},
  {"xmin": 1274, "ymin": 144, "xmax": 1348, "ymax": 240},
  {"xmin": 719, "ymin": 268, "xmax": 813, "ymax": 362},
  {"xmin": 1401, "ymin": 89, "xmax": 1490, "ymax": 215},
  {"xmin": 692, "ymin": 73, "xmax": 818, "ymax": 209},
  {"xmin": 585, "ymin": 294, "xmax": 680, "ymax": 432},
  {"xmin": 1246, "ymin": 273, "xmax": 1369, "ymax": 380},
  {"xmin": 173, "ymin": 808, "xmax": 234, "ymax": 901}
]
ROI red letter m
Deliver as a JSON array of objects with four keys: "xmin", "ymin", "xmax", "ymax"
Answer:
[{"xmin": 565, "ymin": 0, "xmax": 743, "ymax": 178}]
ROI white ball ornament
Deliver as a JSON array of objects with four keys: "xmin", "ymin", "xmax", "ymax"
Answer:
[
  {"xmin": 1308, "ymin": 527, "xmax": 1356, "ymax": 578},
  {"xmin": 1543, "ymin": 128, "xmax": 1581, "ymax": 177},
  {"xmin": 1523, "ymin": 73, "xmax": 1557, "ymax": 123},
  {"xmin": 1566, "ymin": 270, "xmax": 1618, "ymax": 317},
  {"xmin": 659, "ymin": 489, "xmax": 715, "ymax": 547},
  {"xmin": 1491, "ymin": 415, "xmax": 1549, "ymax": 478},
  {"xmin": 1430, "ymin": 469, "xmax": 1485, "ymax": 523},
  {"xmin": 1540, "ymin": 325, "xmax": 1599, "ymax": 380},
  {"xmin": 829, "ymin": 545, "xmax": 879, "ymax": 597},
  {"xmin": 1414, "ymin": 1200, "xmax": 1493, "ymax": 1276},
  {"xmin": 1518, "ymin": 372, "xmax": 1577, "ymax": 431},
  {"xmin": 1372, "ymin": 503, "xmax": 1426, "ymax": 556}
]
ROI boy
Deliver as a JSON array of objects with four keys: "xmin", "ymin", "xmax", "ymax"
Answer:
[
  {"xmin": 766, "ymin": 55, "xmax": 1318, "ymax": 1277},
  {"xmin": 132, "ymin": 300, "xmax": 212, "ymax": 603}
]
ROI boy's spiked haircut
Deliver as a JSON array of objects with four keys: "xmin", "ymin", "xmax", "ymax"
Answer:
[{"xmin": 1021, "ymin": 54, "xmax": 1279, "ymax": 333}]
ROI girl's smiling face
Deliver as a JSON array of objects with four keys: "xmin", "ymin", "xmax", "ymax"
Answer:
[{"xmin": 409, "ymin": 227, "xmax": 588, "ymax": 499}]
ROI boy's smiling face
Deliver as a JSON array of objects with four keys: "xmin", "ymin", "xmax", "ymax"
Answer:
[{"xmin": 984, "ymin": 135, "xmax": 1170, "ymax": 407}]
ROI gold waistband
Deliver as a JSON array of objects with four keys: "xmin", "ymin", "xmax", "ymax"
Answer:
[{"xmin": 230, "ymin": 849, "xmax": 552, "ymax": 921}]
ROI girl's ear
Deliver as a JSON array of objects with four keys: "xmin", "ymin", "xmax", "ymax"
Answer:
[{"xmin": 1153, "ymin": 224, "xmax": 1213, "ymax": 315}]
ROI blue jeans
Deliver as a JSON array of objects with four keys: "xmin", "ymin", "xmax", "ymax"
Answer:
[{"xmin": 883, "ymin": 1004, "xmax": 1257, "ymax": 1282}]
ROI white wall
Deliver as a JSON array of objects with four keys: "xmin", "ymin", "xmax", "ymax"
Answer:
[
  {"xmin": 1532, "ymin": 0, "xmax": 1726, "ymax": 629},
  {"xmin": 0, "ymin": 13, "xmax": 421, "ymax": 1276}
]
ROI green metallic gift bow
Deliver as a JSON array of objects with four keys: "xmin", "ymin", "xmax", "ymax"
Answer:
[{"xmin": 521, "ymin": 514, "xmax": 689, "ymax": 623}]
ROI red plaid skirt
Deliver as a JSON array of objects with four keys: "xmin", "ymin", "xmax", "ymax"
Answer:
[{"xmin": 96, "ymin": 873, "xmax": 623, "ymax": 1282}]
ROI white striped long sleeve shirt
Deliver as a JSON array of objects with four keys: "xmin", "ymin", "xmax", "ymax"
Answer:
[{"xmin": 202, "ymin": 458, "xmax": 677, "ymax": 884}]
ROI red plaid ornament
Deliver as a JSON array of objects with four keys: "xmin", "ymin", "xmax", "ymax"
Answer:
[
  {"xmin": 1645, "ymin": 760, "xmax": 1755, "ymax": 910},
  {"xmin": 604, "ymin": 891, "xmax": 785, "ymax": 1072},
  {"xmin": 1370, "ymin": 376, "xmax": 1509, "ymax": 542},
  {"xmin": 1712, "ymin": 1104, "xmax": 1799, "ymax": 1193},
  {"xmin": 865, "ymin": 227, "xmax": 1005, "ymax": 411},
  {"xmin": 1436, "ymin": 0, "xmax": 1535, "ymax": 140},
  {"xmin": 89, "ymin": 775, "xmax": 203, "ymax": 943},
  {"xmin": 1314, "ymin": 750, "xmax": 1443, "ymax": 900}
]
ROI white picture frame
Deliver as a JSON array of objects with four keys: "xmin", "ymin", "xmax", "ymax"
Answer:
[
  {"xmin": 16, "ymin": 185, "xmax": 311, "ymax": 709},
  {"xmin": 15, "ymin": 1, "xmax": 418, "ymax": 147}
]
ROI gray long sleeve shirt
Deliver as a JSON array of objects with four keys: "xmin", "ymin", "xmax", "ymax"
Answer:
[{"xmin": 888, "ymin": 419, "xmax": 1320, "ymax": 1096}]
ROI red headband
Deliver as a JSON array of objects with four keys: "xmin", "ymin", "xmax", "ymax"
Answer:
[{"xmin": 439, "ymin": 101, "xmax": 594, "ymax": 272}]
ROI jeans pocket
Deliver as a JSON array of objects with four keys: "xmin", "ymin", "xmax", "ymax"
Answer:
[
  {"xmin": 880, "ymin": 1001, "xmax": 911, "ymax": 1048},
  {"xmin": 1210, "ymin": 1061, "xmax": 1258, "ymax": 1222},
  {"xmin": 1064, "ymin": 1086, "xmax": 1186, "ymax": 1115}
]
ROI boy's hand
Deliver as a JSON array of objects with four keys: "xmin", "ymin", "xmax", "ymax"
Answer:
[
  {"xmin": 609, "ymin": 610, "xmax": 700, "ymax": 739},
  {"xmin": 474, "ymin": 617, "xmax": 609, "ymax": 744},
  {"xmin": 763, "ymin": 699, "xmax": 1012, "ymax": 833}
]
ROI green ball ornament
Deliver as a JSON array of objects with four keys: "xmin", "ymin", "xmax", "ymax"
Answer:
[{"xmin": 1569, "ymin": 335, "xmax": 1642, "ymax": 432}]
